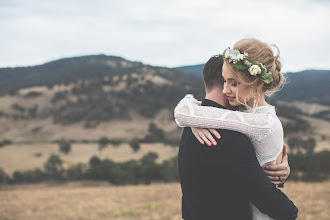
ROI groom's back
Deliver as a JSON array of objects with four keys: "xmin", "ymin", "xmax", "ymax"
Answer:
[{"xmin": 179, "ymin": 127, "xmax": 255, "ymax": 220}]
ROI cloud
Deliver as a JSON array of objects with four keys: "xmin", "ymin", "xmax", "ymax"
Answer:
[{"xmin": 0, "ymin": 0, "xmax": 329, "ymax": 71}]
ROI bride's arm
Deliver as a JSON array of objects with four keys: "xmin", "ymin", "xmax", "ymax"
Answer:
[{"xmin": 174, "ymin": 94, "xmax": 272, "ymax": 139}]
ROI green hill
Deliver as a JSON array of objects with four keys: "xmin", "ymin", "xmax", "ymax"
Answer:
[
  {"xmin": 0, "ymin": 55, "xmax": 145, "ymax": 95},
  {"xmin": 276, "ymin": 70, "xmax": 330, "ymax": 105},
  {"xmin": 175, "ymin": 64, "xmax": 204, "ymax": 78},
  {"xmin": 0, "ymin": 55, "xmax": 205, "ymax": 127}
]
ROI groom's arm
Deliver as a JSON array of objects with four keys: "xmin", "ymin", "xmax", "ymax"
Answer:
[
  {"xmin": 264, "ymin": 144, "xmax": 290, "ymax": 187},
  {"xmin": 222, "ymin": 133, "xmax": 298, "ymax": 220}
]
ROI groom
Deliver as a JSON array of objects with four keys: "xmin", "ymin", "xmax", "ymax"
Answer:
[{"xmin": 178, "ymin": 55, "xmax": 298, "ymax": 220}]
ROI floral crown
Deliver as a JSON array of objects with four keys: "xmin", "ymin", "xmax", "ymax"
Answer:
[{"xmin": 222, "ymin": 48, "xmax": 273, "ymax": 84}]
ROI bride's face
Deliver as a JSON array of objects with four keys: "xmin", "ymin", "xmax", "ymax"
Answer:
[{"xmin": 222, "ymin": 62, "xmax": 251, "ymax": 108}]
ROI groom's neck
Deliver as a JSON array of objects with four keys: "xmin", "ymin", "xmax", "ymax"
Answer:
[{"xmin": 205, "ymin": 87, "xmax": 229, "ymax": 108}]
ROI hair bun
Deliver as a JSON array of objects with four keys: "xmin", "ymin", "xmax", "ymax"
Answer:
[{"xmin": 274, "ymin": 54, "xmax": 282, "ymax": 73}]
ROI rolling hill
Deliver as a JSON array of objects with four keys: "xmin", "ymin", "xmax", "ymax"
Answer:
[{"xmin": 0, "ymin": 55, "xmax": 329, "ymax": 144}]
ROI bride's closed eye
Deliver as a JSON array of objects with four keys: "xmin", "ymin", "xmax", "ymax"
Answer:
[{"xmin": 224, "ymin": 79, "xmax": 238, "ymax": 87}]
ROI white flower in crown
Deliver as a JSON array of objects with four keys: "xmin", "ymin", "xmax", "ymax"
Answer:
[
  {"xmin": 236, "ymin": 54, "xmax": 245, "ymax": 61},
  {"xmin": 225, "ymin": 50, "xmax": 230, "ymax": 59},
  {"xmin": 249, "ymin": 65, "xmax": 262, "ymax": 76},
  {"xmin": 244, "ymin": 60, "xmax": 252, "ymax": 67}
]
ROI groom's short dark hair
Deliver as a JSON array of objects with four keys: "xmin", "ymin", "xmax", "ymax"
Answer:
[{"xmin": 203, "ymin": 55, "xmax": 224, "ymax": 92}]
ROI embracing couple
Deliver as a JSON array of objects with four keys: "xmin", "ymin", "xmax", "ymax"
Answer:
[{"xmin": 174, "ymin": 39, "xmax": 298, "ymax": 220}]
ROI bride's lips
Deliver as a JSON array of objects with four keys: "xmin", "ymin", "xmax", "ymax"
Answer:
[{"xmin": 226, "ymin": 96, "xmax": 235, "ymax": 101}]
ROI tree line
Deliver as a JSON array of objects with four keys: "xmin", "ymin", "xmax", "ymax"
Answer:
[
  {"xmin": 0, "ymin": 149, "xmax": 329, "ymax": 186},
  {"xmin": 0, "ymin": 152, "xmax": 179, "ymax": 185}
]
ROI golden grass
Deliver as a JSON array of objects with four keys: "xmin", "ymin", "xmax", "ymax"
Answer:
[
  {"xmin": 0, "ymin": 181, "xmax": 329, "ymax": 220},
  {"xmin": 0, "ymin": 143, "xmax": 179, "ymax": 175},
  {"xmin": 0, "ymin": 110, "xmax": 179, "ymax": 143}
]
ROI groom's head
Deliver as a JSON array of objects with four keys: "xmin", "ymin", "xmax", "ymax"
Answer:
[
  {"xmin": 203, "ymin": 55, "xmax": 229, "ymax": 108},
  {"xmin": 203, "ymin": 55, "xmax": 224, "ymax": 94}
]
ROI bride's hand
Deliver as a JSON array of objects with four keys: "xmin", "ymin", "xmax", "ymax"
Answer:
[{"xmin": 191, "ymin": 127, "xmax": 221, "ymax": 146}]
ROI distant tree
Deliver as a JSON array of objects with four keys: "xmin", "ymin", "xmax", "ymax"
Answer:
[
  {"xmin": 88, "ymin": 156, "xmax": 106, "ymax": 180},
  {"xmin": 59, "ymin": 139, "xmax": 71, "ymax": 154},
  {"xmin": 12, "ymin": 171, "xmax": 25, "ymax": 183},
  {"xmin": 317, "ymin": 151, "xmax": 330, "ymax": 173},
  {"xmin": 24, "ymin": 91, "xmax": 43, "ymax": 98},
  {"xmin": 302, "ymin": 138, "xmax": 316, "ymax": 155},
  {"xmin": 98, "ymin": 136, "xmax": 110, "ymax": 151},
  {"xmin": 109, "ymin": 138, "xmax": 123, "ymax": 147},
  {"xmin": 129, "ymin": 139, "xmax": 140, "ymax": 152},
  {"xmin": 301, "ymin": 155, "xmax": 324, "ymax": 181},
  {"xmin": 28, "ymin": 105, "xmax": 38, "ymax": 118},
  {"xmin": 11, "ymin": 103, "xmax": 25, "ymax": 113},
  {"xmin": 0, "ymin": 168, "xmax": 9, "ymax": 185},
  {"xmin": 144, "ymin": 122, "xmax": 165, "ymax": 142},
  {"xmin": 139, "ymin": 152, "xmax": 160, "ymax": 184},
  {"xmin": 160, "ymin": 156, "xmax": 179, "ymax": 182},
  {"xmin": 51, "ymin": 91, "xmax": 68, "ymax": 103},
  {"xmin": 287, "ymin": 136, "xmax": 303, "ymax": 153},
  {"xmin": 0, "ymin": 139, "xmax": 12, "ymax": 148},
  {"xmin": 65, "ymin": 163, "xmax": 86, "ymax": 180},
  {"xmin": 44, "ymin": 154, "xmax": 63, "ymax": 179},
  {"xmin": 30, "ymin": 168, "xmax": 46, "ymax": 182}
]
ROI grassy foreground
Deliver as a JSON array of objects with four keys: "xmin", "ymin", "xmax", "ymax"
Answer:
[{"xmin": 0, "ymin": 181, "xmax": 329, "ymax": 220}]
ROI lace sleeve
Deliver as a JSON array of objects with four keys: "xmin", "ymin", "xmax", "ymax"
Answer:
[{"xmin": 174, "ymin": 94, "xmax": 272, "ymax": 139}]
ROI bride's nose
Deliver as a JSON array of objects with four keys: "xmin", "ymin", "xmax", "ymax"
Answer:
[{"xmin": 222, "ymin": 84, "xmax": 230, "ymax": 94}]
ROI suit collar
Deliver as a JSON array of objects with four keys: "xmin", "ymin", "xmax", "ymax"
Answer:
[{"xmin": 201, "ymin": 99, "xmax": 226, "ymax": 109}]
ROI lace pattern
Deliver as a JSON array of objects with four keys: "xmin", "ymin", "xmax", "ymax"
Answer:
[{"xmin": 174, "ymin": 94, "xmax": 283, "ymax": 167}]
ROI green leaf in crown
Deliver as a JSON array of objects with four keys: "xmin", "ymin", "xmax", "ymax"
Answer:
[{"xmin": 234, "ymin": 61, "xmax": 248, "ymax": 70}]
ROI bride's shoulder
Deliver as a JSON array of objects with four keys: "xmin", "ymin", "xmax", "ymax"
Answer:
[{"xmin": 240, "ymin": 105, "xmax": 276, "ymax": 114}]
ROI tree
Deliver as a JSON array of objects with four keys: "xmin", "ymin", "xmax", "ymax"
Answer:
[
  {"xmin": 66, "ymin": 163, "xmax": 86, "ymax": 180},
  {"xmin": 0, "ymin": 139, "xmax": 12, "ymax": 148},
  {"xmin": 98, "ymin": 136, "xmax": 109, "ymax": 151},
  {"xmin": 13, "ymin": 171, "xmax": 24, "ymax": 183},
  {"xmin": 44, "ymin": 154, "xmax": 63, "ymax": 179},
  {"xmin": 139, "ymin": 152, "xmax": 160, "ymax": 184},
  {"xmin": 145, "ymin": 122, "xmax": 165, "ymax": 142},
  {"xmin": 59, "ymin": 139, "xmax": 71, "ymax": 154},
  {"xmin": 129, "ymin": 139, "xmax": 140, "ymax": 152},
  {"xmin": 302, "ymin": 138, "xmax": 316, "ymax": 155},
  {"xmin": 287, "ymin": 136, "xmax": 303, "ymax": 153},
  {"xmin": 301, "ymin": 155, "xmax": 324, "ymax": 181},
  {"xmin": 0, "ymin": 168, "xmax": 9, "ymax": 185}
]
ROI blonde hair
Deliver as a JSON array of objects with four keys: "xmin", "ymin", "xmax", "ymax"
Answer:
[{"xmin": 225, "ymin": 38, "xmax": 284, "ymax": 109}]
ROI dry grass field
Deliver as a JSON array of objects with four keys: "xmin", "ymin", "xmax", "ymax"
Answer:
[
  {"xmin": 0, "ymin": 181, "xmax": 329, "ymax": 220},
  {"xmin": 0, "ymin": 143, "xmax": 179, "ymax": 175}
]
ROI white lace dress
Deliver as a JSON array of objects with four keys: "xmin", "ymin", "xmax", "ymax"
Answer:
[{"xmin": 174, "ymin": 94, "xmax": 284, "ymax": 220}]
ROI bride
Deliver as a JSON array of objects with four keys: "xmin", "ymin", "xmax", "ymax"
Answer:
[{"xmin": 175, "ymin": 38, "xmax": 289, "ymax": 220}]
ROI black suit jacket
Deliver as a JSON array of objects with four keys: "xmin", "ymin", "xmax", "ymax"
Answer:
[{"xmin": 178, "ymin": 99, "xmax": 298, "ymax": 220}]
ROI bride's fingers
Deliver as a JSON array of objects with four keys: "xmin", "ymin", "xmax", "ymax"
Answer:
[
  {"xmin": 201, "ymin": 129, "xmax": 217, "ymax": 146},
  {"xmin": 191, "ymin": 128, "xmax": 204, "ymax": 144},
  {"xmin": 208, "ymin": 129, "xmax": 221, "ymax": 139},
  {"xmin": 195, "ymin": 128, "xmax": 212, "ymax": 146},
  {"xmin": 263, "ymin": 169, "xmax": 288, "ymax": 178},
  {"xmin": 191, "ymin": 128, "xmax": 214, "ymax": 146}
]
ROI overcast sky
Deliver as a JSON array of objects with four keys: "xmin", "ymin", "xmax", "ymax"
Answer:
[{"xmin": 1, "ymin": 0, "xmax": 329, "ymax": 72}]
